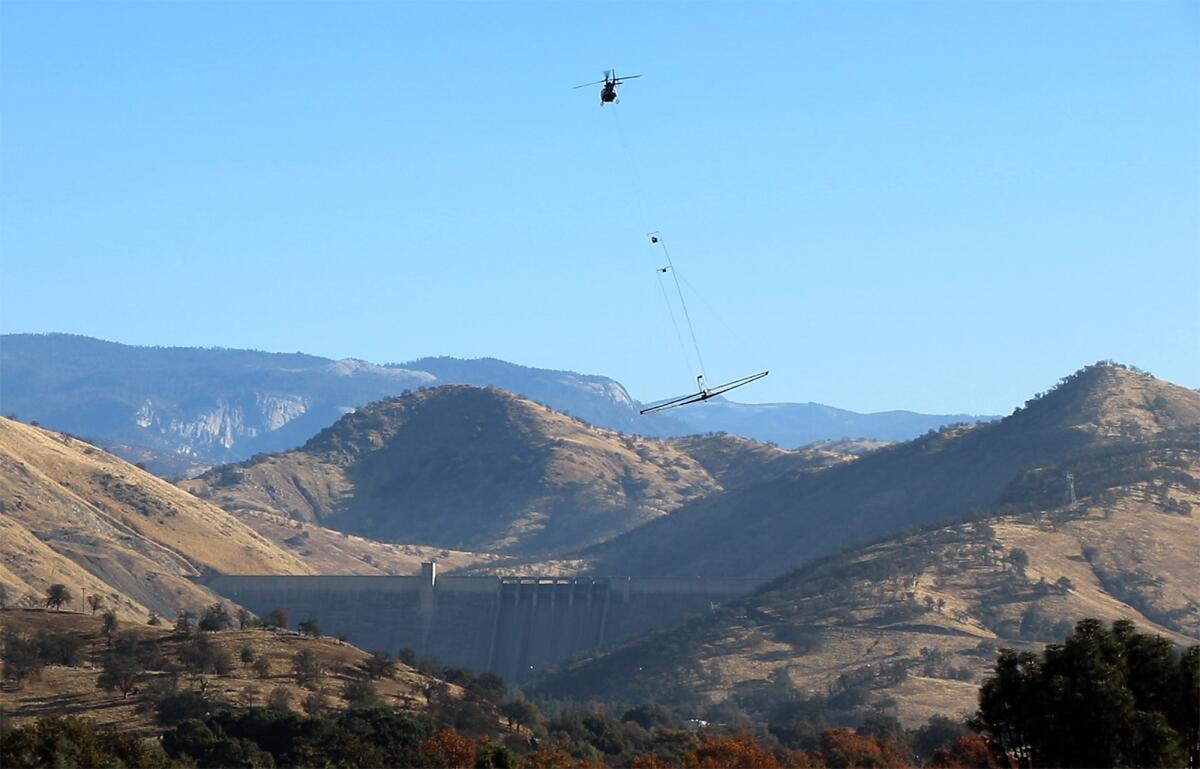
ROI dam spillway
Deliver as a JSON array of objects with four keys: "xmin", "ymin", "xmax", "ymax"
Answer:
[{"xmin": 195, "ymin": 567, "xmax": 765, "ymax": 683}]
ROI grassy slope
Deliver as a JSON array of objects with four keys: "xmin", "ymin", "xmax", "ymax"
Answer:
[
  {"xmin": 0, "ymin": 609, "xmax": 455, "ymax": 736},
  {"xmin": 183, "ymin": 386, "xmax": 840, "ymax": 556},
  {"xmin": 588, "ymin": 365, "xmax": 1200, "ymax": 577},
  {"xmin": 0, "ymin": 418, "xmax": 313, "ymax": 620},
  {"xmin": 532, "ymin": 367, "xmax": 1200, "ymax": 725}
]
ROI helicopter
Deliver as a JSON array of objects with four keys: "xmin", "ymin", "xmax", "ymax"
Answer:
[{"xmin": 573, "ymin": 69, "xmax": 641, "ymax": 105}]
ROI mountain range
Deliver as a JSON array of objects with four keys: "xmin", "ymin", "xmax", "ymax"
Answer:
[
  {"xmin": 0, "ymin": 355, "xmax": 1194, "ymax": 729},
  {"xmin": 0, "ymin": 334, "xmax": 989, "ymax": 471},
  {"xmin": 530, "ymin": 364, "xmax": 1200, "ymax": 724},
  {"xmin": 581, "ymin": 363, "xmax": 1200, "ymax": 578}
]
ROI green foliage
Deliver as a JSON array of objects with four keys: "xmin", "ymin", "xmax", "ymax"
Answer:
[
  {"xmin": 341, "ymin": 678, "xmax": 381, "ymax": 709},
  {"xmin": 36, "ymin": 631, "xmax": 86, "ymax": 666},
  {"xmin": 252, "ymin": 656, "xmax": 273, "ymax": 679},
  {"xmin": 621, "ymin": 703, "xmax": 682, "ymax": 731},
  {"xmin": 163, "ymin": 719, "xmax": 276, "ymax": 768},
  {"xmin": 199, "ymin": 603, "xmax": 234, "ymax": 632},
  {"xmin": 266, "ymin": 687, "xmax": 292, "ymax": 712},
  {"xmin": 180, "ymin": 633, "xmax": 233, "ymax": 675},
  {"xmin": 97, "ymin": 645, "xmax": 143, "ymax": 698},
  {"xmin": 292, "ymin": 650, "xmax": 324, "ymax": 689},
  {"xmin": 1, "ymin": 631, "xmax": 44, "ymax": 688},
  {"xmin": 296, "ymin": 618, "xmax": 320, "ymax": 637},
  {"xmin": 0, "ymin": 715, "xmax": 177, "ymax": 768},
  {"xmin": 155, "ymin": 690, "xmax": 214, "ymax": 726},
  {"xmin": 501, "ymin": 699, "xmax": 540, "ymax": 732},
  {"xmin": 101, "ymin": 609, "xmax": 119, "ymax": 639},
  {"xmin": 362, "ymin": 649, "xmax": 397, "ymax": 680},
  {"xmin": 44, "ymin": 583, "xmax": 71, "ymax": 610},
  {"xmin": 975, "ymin": 618, "xmax": 1198, "ymax": 768},
  {"xmin": 264, "ymin": 609, "xmax": 288, "ymax": 629}
]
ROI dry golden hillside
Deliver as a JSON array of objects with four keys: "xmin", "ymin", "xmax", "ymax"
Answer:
[
  {"xmin": 532, "ymin": 370, "xmax": 1200, "ymax": 726},
  {"xmin": 590, "ymin": 363, "xmax": 1200, "ymax": 577},
  {"xmin": 0, "ymin": 608, "xmax": 456, "ymax": 736},
  {"xmin": 183, "ymin": 386, "xmax": 833, "ymax": 556},
  {"xmin": 234, "ymin": 508, "xmax": 504, "ymax": 576},
  {"xmin": 0, "ymin": 418, "xmax": 313, "ymax": 621},
  {"xmin": 535, "ymin": 477, "xmax": 1199, "ymax": 726}
]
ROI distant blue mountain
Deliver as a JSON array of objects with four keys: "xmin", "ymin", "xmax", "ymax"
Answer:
[{"xmin": 0, "ymin": 334, "xmax": 992, "ymax": 471}]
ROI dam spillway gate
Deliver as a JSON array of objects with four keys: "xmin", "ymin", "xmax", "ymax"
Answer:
[{"xmin": 195, "ymin": 570, "xmax": 765, "ymax": 683}]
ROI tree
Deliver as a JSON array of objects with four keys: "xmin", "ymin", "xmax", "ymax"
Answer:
[
  {"xmin": 0, "ymin": 715, "xmax": 172, "ymax": 768},
  {"xmin": 236, "ymin": 607, "xmax": 253, "ymax": 630},
  {"xmin": 301, "ymin": 690, "xmax": 329, "ymax": 716},
  {"xmin": 293, "ymin": 649, "xmax": 325, "ymax": 688},
  {"xmin": 173, "ymin": 610, "xmax": 195, "ymax": 636},
  {"xmin": 363, "ymin": 649, "xmax": 398, "ymax": 680},
  {"xmin": 267, "ymin": 686, "xmax": 293, "ymax": 712},
  {"xmin": 911, "ymin": 716, "xmax": 973, "ymax": 761},
  {"xmin": 44, "ymin": 583, "xmax": 71, "ymax": 611},
  {"xmin": 0, "ymin": 583, "xmax": 8, "ymax": 608},
  {"xmin": 925, "ymin": 736, "xmax": 1011, "ymax": 768},
  {"xmin": 419, "ymin": 728, "xmax": 477, "ymax": 768},
  {"xmin": 264, "ymin": 608, "xmax": 288, "ymax": 629},
  {"xmin": 252, "ymin": 656, "xmax": 273, "ymax": 679},
  {"xmin": 687, "ymin": 733, "xmax": 780, "ymax": 768},
  {"xmin": 101, "ymin": 610, "xmax": 119, "ymax": 641},
  {"xmin": 500, "ymin": 699, "xmax": 539, "ymax": 733},
  {"xmin": 86, "ymin": 594, "xmax": 105, "ymax": 615},
  {"xmin": 147, "ymin": 612, "xmax": 162, "ymax": 626},
  {"xmin": 342, "ymin": 678, "xmax": 381, "ymax": 708},
  {"xmin": 1006, "ymin": 548, "xmax": 1029, "ymax": 577},
  {"xmin": 2, "ymin": 631, "xmax": 44, "ymax": 688},
  {"xmin": 198, "ymin": 602, "xmax": 233, "ymax": 632},
  {"xmin": 97, "ymin": 648, "xmax": 142, "ymax": 699},
  {"xmin": 240, "ymin": 643, "xmax": 256, "ymax": 665},
  {"xmin": 154, "ymin": 690, "xmax": 212, "ymax": 726},
  {"xmin": 37, "ymin": 632, "xmax": 86, "ymax": 667},
  {"xmin": 297, "ymin": 618, "xmax": 321, "ymax": 637},
  {"xmin": 522, "ymin": 747, "xmax": 575, "ymax": 769},
  {"xmin": 975, "ymin": 618, "xmax": 1195, "ymax": 769}
]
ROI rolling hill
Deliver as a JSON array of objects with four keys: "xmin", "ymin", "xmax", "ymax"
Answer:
[
  {"xmin": 0, "ymin": 418, "xmax": 314, "ymax": 621},
  {"xmin": 0, "ymin": 608, "xmax": 470, "ymax": 736},
  {"xmin": 585, "ymin": 363, "xmax": 1200, "ymax": 578},
  {"xmin": 0, "ymin": 418, "xmax": 499, "ymax": 621},
  {"xmin": 531, "ymin": 380, "xmax": 1200, "ymax": 725},
  {"xmin": 181, "ymin": 386, "xmax": 847, "ymax": 556}
]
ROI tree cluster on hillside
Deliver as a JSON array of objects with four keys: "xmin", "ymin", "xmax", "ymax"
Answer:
[{"xmin": 975, "ymin": 618, "xmax": 1198, "ymax": 769}]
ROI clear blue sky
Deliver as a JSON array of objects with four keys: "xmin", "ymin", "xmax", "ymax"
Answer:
[{"xmin": 2, "ymin": 1, "xmax": 1196, "ymax": 414}]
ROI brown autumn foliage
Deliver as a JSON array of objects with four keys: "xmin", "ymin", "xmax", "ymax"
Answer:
[
  {"xmin": 685, "ymin": 734, "xmax": 781, "ymax": 768},
  {"xmin": 521, "ymin": 747, "xmax": 576, "ymax": 769},
  {"xmin": 419, "ymin": 728, "xmax": 477, "ymax": 768},
  {"xmin": 924, "ymin": 736, "xmax": 1013, "ymax": 768},
  {"xmin": 818, "ymin": 726, "xmax": 916, "ymax": 768},
  {"xmin": 630, "ymin": 754, "xmax": 675, "ymax": 769}
]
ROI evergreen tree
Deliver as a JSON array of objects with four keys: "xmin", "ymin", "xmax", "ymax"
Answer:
[{"xmin": 975, "ymin": 618, "xmax": 1197, "ymax": 768}]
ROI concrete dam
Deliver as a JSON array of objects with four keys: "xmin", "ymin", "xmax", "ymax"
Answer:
[{"xmin": 196, "ymin": 565, "xmax": 765, "ymax": 683}]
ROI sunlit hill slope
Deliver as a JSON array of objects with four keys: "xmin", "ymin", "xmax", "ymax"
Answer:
[{"xmin": 183, "ymin": 386, "xmax": 846, "ymax": 556}]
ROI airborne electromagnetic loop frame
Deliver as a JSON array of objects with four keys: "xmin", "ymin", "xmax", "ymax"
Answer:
[{"xmin": 574, "ymin": 68, "xmax": 769, "ymax": 414}]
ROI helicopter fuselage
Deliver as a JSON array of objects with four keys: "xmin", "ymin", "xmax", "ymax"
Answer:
[{"xmin": 600, "ymin": 84, "xmax": 618, "ymax": 103}]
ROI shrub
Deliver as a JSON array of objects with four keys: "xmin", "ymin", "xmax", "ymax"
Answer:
[{"xmin": 267, "ymin": 686, "xmax": 293, "ymax": 712}]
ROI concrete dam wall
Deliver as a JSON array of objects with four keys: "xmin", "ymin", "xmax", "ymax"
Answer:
[{"xmin": 196, "ymin": 567, "xmax": 765, "ymax": 683}]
